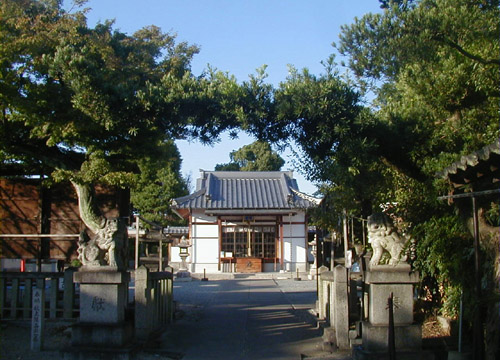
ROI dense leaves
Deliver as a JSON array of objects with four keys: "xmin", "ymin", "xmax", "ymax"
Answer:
[
  {"xmin": 215, "ymin": 141, "xmax": 285, "ymax": 171},
  {"xmin": 130, "ymin": 141, "xmax": 188, "ymax": 226},
  {"xmin": 0, "ymin": 0, "xmax": 248, "ymax": 187}
]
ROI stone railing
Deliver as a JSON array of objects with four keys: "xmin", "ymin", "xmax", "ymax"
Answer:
[
  {"xmin": 317, "ymin": 264, "xmax": 350, "ymax": 351},
  {"xmin": 0, "ymin": 268, "xmax": 78, "ymax": 319},
  {"xmin": 134, "ymin": 266, "xmax": 174, "ymax": 341}
]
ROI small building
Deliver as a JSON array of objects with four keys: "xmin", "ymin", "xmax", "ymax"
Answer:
[{"xmin": 170, "ymin": 171, "xmax": 321, "ymax": 273}]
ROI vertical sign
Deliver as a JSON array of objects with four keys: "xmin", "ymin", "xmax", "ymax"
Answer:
[{"xmin": 31, "ymin": 288, "xmax": 44, "ymax": 351}]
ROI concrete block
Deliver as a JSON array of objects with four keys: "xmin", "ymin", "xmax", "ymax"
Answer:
[
  {"xmin": 361, "ymin": 322, "xmax": 421, "ymax": 351},
  {"xmin": 79, "ymin": 283, "xmax": 127, "ymax": 323},
  {"xmin": 368, "ymin": 283, "xmax": 414, "ymax": 325},
  {"xmin": 71, "ymin": 322, "xmax": 133, "ymax": 347},
  {"xmin": 75, "ymin": 270, "xmax": 130, "ymax": 324},
  {"xmin": 365, "ymin": 264, "xmax": 419, "ymax": 284}
]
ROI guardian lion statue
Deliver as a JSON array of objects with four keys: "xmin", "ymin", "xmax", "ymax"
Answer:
[
  {"xmin": 72, "ymin": 182, "xmax": 128, "ymax": 270},
  {"xmin": 367, "ymin": 212, "xmax": 408, "ymax": 266}
]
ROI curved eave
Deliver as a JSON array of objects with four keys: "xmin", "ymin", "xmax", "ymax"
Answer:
[{"xmin": 437, "ymin": 140, "xmax": 500, "ymax": 187}]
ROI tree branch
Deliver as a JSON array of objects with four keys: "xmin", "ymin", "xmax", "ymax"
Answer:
[{"xmin": 435, "ymin": 34, "xmax": 500, "ymax": 66}]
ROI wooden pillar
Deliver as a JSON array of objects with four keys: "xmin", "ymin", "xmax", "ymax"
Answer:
[
  {"xmin": 134, "ymin": 216, "xmax": 140, "ymax": 270},
  {"xmin": 218, "ymin": 217, "xmax": 222, "ymax": 271},
  {"xmin": 279, "ymin": 215, "xmax": 284, "ymax": 268}
]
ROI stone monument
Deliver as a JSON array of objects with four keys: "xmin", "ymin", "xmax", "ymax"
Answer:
[
  {"xmin": 66, "ymin": 182, "xmax": 134, "ymax": 359},
  {"xmin": 354, "ymin": 213, "xmax": 428, "ymax": 360}
]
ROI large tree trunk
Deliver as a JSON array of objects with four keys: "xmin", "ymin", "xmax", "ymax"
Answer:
[
  {"xmin": 71, "ymin": 181, "xmax": 128, "ymax": 270},
  {"xmin": 71, "ymin": 181, "xmax": 105, "ymax": 233}
]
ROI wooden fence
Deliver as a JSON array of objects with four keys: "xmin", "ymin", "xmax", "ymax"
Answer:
[{"xmin": 0, "ymin": 268, "xmax": 78, "ymax": 320}]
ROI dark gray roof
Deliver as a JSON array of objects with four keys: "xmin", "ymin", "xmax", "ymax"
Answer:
[
  {"xmin": 171, "ymin": 171, "xmax": 321, "ymax": 212},
  {"xmin": 437, "ymin": 140, "xmax": 500, "ymax": 185}
]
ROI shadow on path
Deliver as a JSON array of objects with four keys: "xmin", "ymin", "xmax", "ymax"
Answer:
[{"xmin": 152, "ymin": 279, "xmax": 324, "ymax": 360}]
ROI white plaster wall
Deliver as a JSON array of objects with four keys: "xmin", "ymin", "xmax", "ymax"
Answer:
[
  {"xmin": 282, "ymin": 212, "xmax": 307, "ymax": 272},
  {"xmin": 190, "ymin": 212, "xmax": 220, "ymax": 273},
  {"xmin": 282, "ymin": 213, "xmax": 305, "ymax": 223}
]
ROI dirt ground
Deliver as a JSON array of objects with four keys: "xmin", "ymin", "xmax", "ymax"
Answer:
[
  {"xmin": 0, "ymin": 320, "xmax": 171, "ymax": 360},
  {"xmin": 0, "ymin": 305, "xmax": 454, "ymax": 360},
  {"xmin": 0, "ymin": 320, "xmax": 72, "ymax": 360}
]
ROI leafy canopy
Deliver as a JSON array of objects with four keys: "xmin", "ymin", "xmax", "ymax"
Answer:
[
  {"xmin": 215, "ymin": 141, "xmax": 285, "ymax": 171},
  {"xmin": 0, "ymin": 0, "xmax": 251, "ymax": 187}
]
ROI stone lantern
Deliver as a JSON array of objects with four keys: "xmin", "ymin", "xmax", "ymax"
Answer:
[
  {"xmin": 176, "ymin": 236, "xmax": 191, "ymax": 281},
  {"xmin": 308, "ymin": 235, "xmax": 318, "ymax": 280}
]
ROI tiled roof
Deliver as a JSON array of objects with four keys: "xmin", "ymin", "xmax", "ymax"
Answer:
[
  {"xmin": 437, "ymin": 140, "xmax": 500, "ymax": 186},
  {"xmin": 171, "ymin": 171, "xmax": 321, "ymax": 211}
]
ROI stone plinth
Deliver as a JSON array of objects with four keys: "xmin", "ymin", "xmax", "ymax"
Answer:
[
  {"xmin": 361, "ymin": 322, "xmax": 422, "ymax": 351},
  {"xmin": 365, "ymin": 264, "xmax": 419, "ymax": 326},
  {"xmin": 66, "ymin": 268, "xmax": 135, "ymax": 359},
  {"xmin": 74, "ymin": 269, "xmax": 130, "ymax": 324},
  {"xmin": 355, "ymin": 263, "xmax": 427, "ymax": 359}
]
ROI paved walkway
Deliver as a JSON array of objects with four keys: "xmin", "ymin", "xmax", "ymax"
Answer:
[{"xmin": 153, "ymin": 278, "xmax": 331, "ymax": 360}]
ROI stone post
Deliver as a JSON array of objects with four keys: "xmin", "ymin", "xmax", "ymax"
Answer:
[
  {"xmin": 322, "ymin": 265, "xmax": 350, "ymax": 351},
  {"xmin": 333, "ymin": 265, "xmax": 350, "ymax": 350},
  {"xmin": 134, "ymin": 266, "xmax": 151, "ymax": 341},
  {"xmin": 63, "ymin": 267, "xmax": 76, "ymax": 318},
  {"xmin": 317, "ymin": 266, "xmax": 331, "ymax": 320}
]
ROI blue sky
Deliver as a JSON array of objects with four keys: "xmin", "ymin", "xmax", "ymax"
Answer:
[{"xmin": 81, "ymin": 0, "xmax": 382, "ymax": 195}]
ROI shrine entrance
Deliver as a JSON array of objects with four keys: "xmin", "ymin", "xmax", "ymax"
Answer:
[{"xmin": 220, "ymin": 220, "xmax": 280, "ymax": 273}]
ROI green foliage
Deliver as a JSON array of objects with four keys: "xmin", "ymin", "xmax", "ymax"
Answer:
[
  {"xmin": 130, "ymin": 141, "xmax": 188, "ymax": 226},
  {"xmin": 413, "ymin": 215, "xmax": 474, "ymax": 317},
  {"xmin": 329, "ymin": 0, "xmax": 500, "ymax": 319},
  {"xmin": 215, "ymin": 140, "xmax": 285, "ymax": 171},
  {"xmin": 0, "ymin": 0, "xmax": 249, "ymax": 187}
]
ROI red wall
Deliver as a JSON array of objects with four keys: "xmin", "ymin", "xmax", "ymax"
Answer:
[{"xmin": 0, "ymin": 178, "xmax": 129, "ymax": 261}]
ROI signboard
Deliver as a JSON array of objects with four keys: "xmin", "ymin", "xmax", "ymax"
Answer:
[{"xmin": 31, "ymin": 288, "xmax": 44, "ymax": 351}]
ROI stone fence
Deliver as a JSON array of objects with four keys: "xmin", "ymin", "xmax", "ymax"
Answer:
[
  {"xmin": 0, "ymin": 266, "xmax": 175, "ymax": 343},
  {"xmin": 134, "ymin": 266, "xmax": 174, "ymax": 341},
  {"xmin": 318, "ymin": 264, "xmax": 350, "ymax": 350},
  {"xmin": 0, "ymin": 268, "xmax": 77, "ymax": 319}
]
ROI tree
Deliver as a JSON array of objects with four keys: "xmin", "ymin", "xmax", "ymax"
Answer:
[
  {"xmin": 0, "ymin": 0, "xmax": 267, "ymax": 267},
  {"xmin": 0, "ymin": 0, "xmax": 247, "ymax": 199},
  {"xmin": 244, "ymin": 3, "xmax": 499, "ymax": 350},
  {"xmin": 215, "ymin": 141, "xmax": 285, "ymax": 171},
  {"xmin": 292, "ymin": 0, "xmax": 499, "ymax": 355},
  {"xmin": 130, "ymin": 140, "xmax": 188, "ymax": 226}
]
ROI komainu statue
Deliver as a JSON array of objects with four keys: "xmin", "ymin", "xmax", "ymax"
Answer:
[
  {"xmin": 72, "ymin": 182, "xmax": 128, "ymax": 270},
  {"xmin": 367, "ymin": 212, "xmax": 408, "ymax": 266}
]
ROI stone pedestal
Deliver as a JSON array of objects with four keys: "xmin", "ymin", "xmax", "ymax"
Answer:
[
  {"xmin": 354, "ymin": 264, "xmax": 432, "ymax": 359},
  {"xmin": 65, "ymin": 268, "xmax": 135, "ymax": 360}
]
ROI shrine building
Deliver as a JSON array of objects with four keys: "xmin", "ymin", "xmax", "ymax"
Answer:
[{"xmin": 170, "ymin": 171, "xmax": 321, "ymax": 273}]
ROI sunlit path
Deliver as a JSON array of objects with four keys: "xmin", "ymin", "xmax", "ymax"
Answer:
[{"xmin": 157, "ymin": 278, "xmax": 321, "ymax": 360}]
